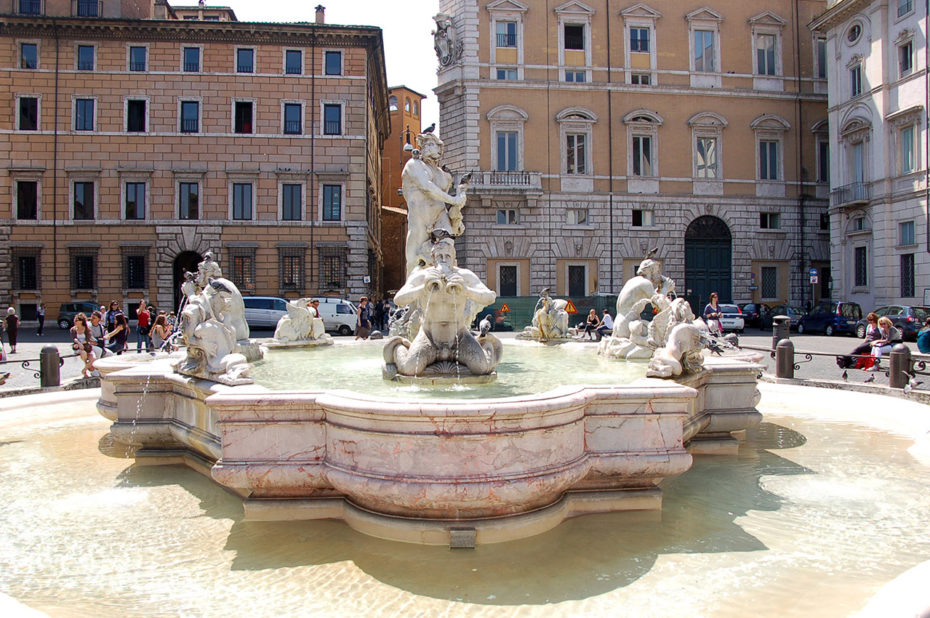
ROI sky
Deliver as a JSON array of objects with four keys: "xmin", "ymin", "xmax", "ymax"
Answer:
[{"xmin": 223, "ymin": 0, "xmax": 441, "ymax": 128}]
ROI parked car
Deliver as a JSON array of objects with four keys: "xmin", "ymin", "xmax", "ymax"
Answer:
[
  {"xmin": 739, "ymin": 303, "xmax": 772, "ymax": 329},
  {"xmin": 242, "ymin": 296, "xmax": 289, "ymax": 329},
  {"xmin": 797, "ymin": 300, "xmax": 862, "ymax": 336},
  {"xmin": 57, "ymin": 302, "xmax": 102, "ymax": 329},
  {"xmin": 718, "ymin": 304, "xmax": 745, "ymax": 333},
  {"xmin": 855, "ymin": 305, "xmax": 929, "ymax": 340},
  {"xmin": 769, "ymin": 304, "xmax": 805, "ymax": 330},
  {"xmin": 315, "ymin": 298, "xmax": 358, "ymax": 335}
]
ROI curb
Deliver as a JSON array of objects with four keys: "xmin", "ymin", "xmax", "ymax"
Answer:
[{"xmin": 760, "ymin": 374, "xmax": 930, "ymax": 406}]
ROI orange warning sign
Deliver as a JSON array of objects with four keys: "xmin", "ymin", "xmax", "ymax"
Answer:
[
  {"xmin": 499, "ymin": 303, "xmax": 511, "ymax": 313},
  {"xmin": 565, "ymin": 300, "xmax": 578, "ymax": 314}
]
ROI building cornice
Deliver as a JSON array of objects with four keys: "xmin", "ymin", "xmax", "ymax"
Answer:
[
  {"xmin": 809, "ymin": 0, "xmax": 873, "ymax": 33},
  {"xmin": 0, "ymin": 16, "xmax": 382, "ymax": 48}
]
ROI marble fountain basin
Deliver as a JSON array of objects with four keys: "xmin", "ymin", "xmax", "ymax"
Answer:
[{"xmin": 95, "ymin": 342, "xmax": 762, "ymax": 545}]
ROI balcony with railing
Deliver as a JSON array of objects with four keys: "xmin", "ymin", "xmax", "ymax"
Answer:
[
  {"xmin": 468, "ymin": 170, "xmax": 544, "ymax": 207},
  {"xmin": 73, "ymin": 0, "xmax": 100, "ymax": 17},
  {"xmin": 180, "ymin": 119, "xmax": 199, "ymax": 133},
  {"xmin": 496, "ymin": 32, "xmax": 517, "ymax": 48},
  {"xmin": 830, "ymin": 182, "xmax": 870, "ymax": 207},
  {"xmin": 284, "ymin": 121, "xmax": 302, "ymax": 135},
  {"xmin": 17, "ymin": 0, "xmax": 42, "ymax": 15}
]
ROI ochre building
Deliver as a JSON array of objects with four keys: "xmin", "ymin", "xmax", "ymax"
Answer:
[
  {"xmin": 436, "ymin": 0, "xmax": 830, "ymax": 311},
  {"xmin": 0, "ymin": 1, "xmax": 389, "ymax": 322}
]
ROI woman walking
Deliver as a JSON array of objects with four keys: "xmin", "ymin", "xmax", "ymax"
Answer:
[
  {"xmin": 703, "ymin": 293, "xmax": 723, "ymax": 336},
  {"xmin": 5, "ymin": 307, "xmax": 20, "ymax": 354},
  {"xmin": 36, "ymin": 303, "xmax": 45, "ymax": 336}
]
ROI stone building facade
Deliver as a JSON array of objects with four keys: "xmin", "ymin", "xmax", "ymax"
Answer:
[
  {"xmin": 811, "ymin": 0, "xmax": 928, "ymax": 309},
  {"xmin": 381, "ymin": 85, "xmax": 428, "ymax": 293},
  {"xmin": 0, "ymin": 1, "xmax": 389, "ymax": 322},
  {"xmin": 435, "ymin": 0, "xmax": 830, "ymax": 312}
]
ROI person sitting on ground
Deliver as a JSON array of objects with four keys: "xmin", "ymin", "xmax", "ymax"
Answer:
[
  {"xmin": 582, "ymin": 309, "xmax": 600, "ymax": 341},
  {"xmin": 917, "ymin": 317, "xmax": 930, "ymax": 354},
  {"xmin": 105, "ymin": 313, "xmax": 130, "ymax": 355},
  {"xmin": 838, "ymin": 312, "xmax": 880, "ymax": 369},
  {"xmin": 868, "ymin": 316, "xmax": 902, "ymax": 369},
  {"xmin": 596, "ymin": 309, "xmax": 614, "ymax": 341},
  {"xmin": 70, "ymin": 313, "xmax": 97, "ymax": 378}
]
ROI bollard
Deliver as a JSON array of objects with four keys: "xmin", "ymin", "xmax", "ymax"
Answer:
[
  {"xmin": 772, "ymin": 316, "xmax": 791, "ymax": 350},
  {"xmin": 889, "ymin": 344, "xmax": 911, "ymax": 389},
  {"xmin": 40, "ymin": 345, "xmax": 61, "ymax": 387},
  {"xmin": 775, "ymin": 338, "xmax": 794, "ymax": 379}
]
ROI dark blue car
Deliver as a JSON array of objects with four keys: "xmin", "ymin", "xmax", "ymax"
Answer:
[{"xmin": 797, "ymin": 301, "xmax": 863, "ymax": 336}]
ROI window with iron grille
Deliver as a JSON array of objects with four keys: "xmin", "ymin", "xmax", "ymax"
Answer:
[
  {"xmin": 900, "ymin": 253, "xmax": 915, "ymax": 297},
  {"xmin": 13, "ymin": 252, "xmax": 38, "ymax": 290},
  {"xmin": 73, "ymin": 181, "xmax": 94, "ymax": 219},
  {"xmin": 854, "ymin": 246, "xmax": 868, "ymax": 287},
  {"xmin": 76, "ymin": 0, "xmax": 98, "ymax": 17},
  {"xmin": 281, "ymin": 183, "xmax": 301, "ymax": 220},
  {"xmin": 285, "ymin": 49, "xmax": 302, "ymax": 75},
  {"xmin": 284, "ymin": 103, "xmax": 302, "ymax": 135},
  {"xmin": 323, "ymin": 104, "xmax": 342, "ymax": 135},
  {"xmin": 183, "ymin": 47, "xmax": 200, "ymax": 72},
  {"xmin": 761, "ymin": 266, "xmax": 778, "ymax": 299},
  {"xmin": 319, "ymin": 247, "xmax": 346, "ymax": 289},
  {"xmin": 279, "ymin": 247, "xmax": 305, "ymax": 291},
  {"xmin": 123, "ymin": 252, "xmax": 147, "ymax": 289},
  {"xmin": 71, "ymin": 249, "xmax": 96, "ymax": 290},
  {"xmin": 236, "ymin": 48, "xmax": 254, "ymax": 73},
  {"xmin": 229, "ymin": 249, "xmax": 256, "ymax": 293},
  {"xmin": 564, "ymin": 24, "xmax": 584, "ymax": 50},
  {"xmin": 180, "ymin": 101, "xmax": 199, "ymax": 133},
  {"xmin": 16, "ymin": 181, "xmax": 37, "ymax": 219}
]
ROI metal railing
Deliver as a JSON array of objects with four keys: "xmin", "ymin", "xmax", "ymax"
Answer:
[
  {"xmin": 129, "ymin": 61, "xmax": 147, "ymax": 72},
  {"xmin": 830, "ymin": 182, "xmax": 870, "ymax": 207},
  {"xmin": 181, "ymin": 119, "xmax": 199, "ymax": 133},
  {"xmin": 183, "ymin": 61, "xmax": 200, "ymax": 72},
  {"xmin": 284, "ymin": 121, "xmax": 302, "ymax": 135},
  {"xmin": 496, "ymin": 33, "xmax": 517, "ymax": 47},
  {"xmin": 323, "ymin": 120, "xmax": 341, "ymax": 135},
  {"xmin": 468, "ymin": 170, "xmax": 542, "ymax": 189}
]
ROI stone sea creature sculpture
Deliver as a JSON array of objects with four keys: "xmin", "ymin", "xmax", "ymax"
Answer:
[
  {"xmin": 518, "ymin": 289, "xmax": 571, "ymax": 342},
  {"xmin": 432, "ymin": 12, "xmax": 463, "ymax": 68},
  {"xmin": 272, "ymin": 299, "xmax": 331, "ymax": 345},
  {"xmin": 175, "ymin": 278, "xmax": 252, "ymax": 385},
  {"xmin": 600, "ymin": 257, "xmax": 675, "ymax": 360},
  {"xmin": 383, "ymin": 239, "xmax": 502, "ymax": 380}
]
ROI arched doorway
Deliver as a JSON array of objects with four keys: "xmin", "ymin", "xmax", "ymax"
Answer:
[
  {"xmin": 685, "ymin": 216, "xmax": 732, "ymax": 311},
  {"xmin": 173, "ymin": 251, "xmax": 202, "ymax": 313}
]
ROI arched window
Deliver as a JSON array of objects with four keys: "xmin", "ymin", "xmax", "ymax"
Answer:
[
  {"xmin": 404, "ymin": 98, "xmax": 411, "ymax": 112},
  {"xmin": 412, "ymin": 101, "xmax": 418, "ymax": 116},
  {"xmin": 389, "ymin": 96, "xmax": 398, "ymax": 111}
]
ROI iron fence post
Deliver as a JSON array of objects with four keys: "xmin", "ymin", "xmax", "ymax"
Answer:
[
  {"xmin": 776, "ymin": 339, "xmax": 794, "ymax": 379},
  {"xmin": 40, "ymin": 345, "xmax": 60, "ymax": 387}
]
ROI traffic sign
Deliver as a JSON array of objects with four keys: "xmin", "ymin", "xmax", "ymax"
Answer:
[
  {"xmin": 499, "ymin": 303, "xmax": 511, "ymax": 313},
  {"xmin": 565, "ymin": 300, "xmax": 578, "ymax": 314},
  {"xmin": 810, "ymin": 275, "xmax": 819, "ymax": 284},
  {"xmin": 809, "ymin": 268, "xmax": 818, "ymax": 277}
]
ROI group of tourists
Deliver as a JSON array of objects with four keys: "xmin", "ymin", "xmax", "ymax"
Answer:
[{"xmin": 69, "ymin": 299, "xmax": 178, "ymax": 378}]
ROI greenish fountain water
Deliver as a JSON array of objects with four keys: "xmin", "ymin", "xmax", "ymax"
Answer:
[
  {"xmin": 0, "ymin": 385, "xmax": 928, "ymax": 617},
  {"xmin": 250, "ymin": 340, "xmax": 646, "ymax": 398}
]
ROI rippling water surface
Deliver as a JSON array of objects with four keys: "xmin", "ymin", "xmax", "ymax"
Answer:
[
  {"xmin": 250, "ymin": 340, "xmax": 647, "ymax": 398},
  {"xmin": 1, "ymin": 397, "xmax": 928, "ymax": 617}
]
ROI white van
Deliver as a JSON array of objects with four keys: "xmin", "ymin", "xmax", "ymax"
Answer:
[
  {"xmin": 241, "ymin": 296, "xmax": 289, "ymax": 329},
  {"xmin": 315, "ymin": 298, "xmax": 357, "ymax": 335}
]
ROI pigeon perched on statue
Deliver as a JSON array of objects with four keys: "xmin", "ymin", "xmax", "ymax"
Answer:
[{"xmin": 422, "ymin": 123, "xmax": 436, "ymax": 134}]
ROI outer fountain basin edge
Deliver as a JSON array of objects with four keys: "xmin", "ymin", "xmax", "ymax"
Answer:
[{"xmin": 95, "ymin": 352, "xmax": 762, "ymax": 545}]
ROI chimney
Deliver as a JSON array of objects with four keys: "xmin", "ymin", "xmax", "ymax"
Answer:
[{"xmin": 315, "ymin": 5, "xmax": 325, "ymax": 24}]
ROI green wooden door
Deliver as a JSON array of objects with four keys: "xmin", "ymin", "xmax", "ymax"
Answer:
[{"xmin": 685, "ymin": 216, "xmax": 732, "ymax": 313}]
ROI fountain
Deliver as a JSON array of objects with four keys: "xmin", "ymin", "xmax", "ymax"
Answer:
[
  {"xmin": 267, "ymin": 298, "xmax": 333, "ymax": 348},
  {"xmin": 94, "ymin": 130, "xmax": 764, "ymax": 546}
]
